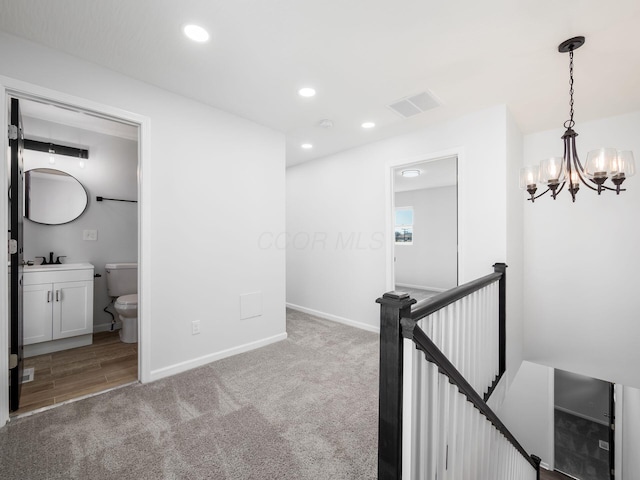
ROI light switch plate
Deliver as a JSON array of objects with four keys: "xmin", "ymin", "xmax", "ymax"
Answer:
[
  {"xmin": 83, "ymin": 229, "xmax": 98, "ymax": 241},
  {"xmin": 192, "ymin": 320, "xmax": 201, "ymax": 335}
]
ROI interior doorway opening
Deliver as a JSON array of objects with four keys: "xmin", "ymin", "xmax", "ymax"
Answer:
[
  {"xmin": 390, "ymin": 155, "xmax": 458, "ymax": 301},
  {"xmin": 7, "ymin": 94, "xmax": 141, "ymax": 416},
  {"xmin": 554, "ymin": 368, "xmax": 615, "ymax": 480}
]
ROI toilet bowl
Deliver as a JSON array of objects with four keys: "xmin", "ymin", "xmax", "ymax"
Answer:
[
  {"xmin": 114, "ymin": 293, "xmax": 138, "ymax": 343},
  {"xmin": 105, "ymin": 262, "xmax": 138, "ymax": 344}
]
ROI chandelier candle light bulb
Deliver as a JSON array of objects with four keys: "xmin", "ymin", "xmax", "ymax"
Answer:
[
  {"xmin": 519, "ymin": 36, "xmax": 635, "ymax": 203},
  {"xmin": 519, "ymin": 165, "xmax": 540, "ymax": 199}
]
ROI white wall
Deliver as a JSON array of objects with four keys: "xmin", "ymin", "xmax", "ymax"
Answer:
[
  {"xmin": 498, "ymin": 361, "xmax": 554, "ymax": 468},
  {"xmin": 286, "ymin": 105, "xmax": 525, "ymax": 383},
  {"xmin": 505, "ymin": 110, "xmax": 525, "ymax": 391},
  {"xmin": 523, "ymin": 111, "xmax": 640, "ymax": 389},
  {"xmin": 394, "ymin": 186, "xmax": 457, "ymax": 289},
  {"xmin": 22, "ymin": 116, "xmax": 138, "ymax": 331},
  {"xmin": 0, "ymin": 31, "xmax": 286, "ymax": 420},
  {"xmin": 554, "ymin": 369, "xmax": 610, "ymax": 425}
]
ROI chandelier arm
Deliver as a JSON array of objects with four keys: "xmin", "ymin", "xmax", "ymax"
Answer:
[
  {"xmin": 568, "ymin": 135, "xmax": 600, "ymax": 191},
  {"xmin": 528, "ymin": 187, "xmax": 551, "ymax": 201},
  {"xmin": 570, "ymin": 138, "xmax": 620, "ymax": 192},
  {"xmin": 571, "ymin": 136, "xmax": 585, "ymax": 171},
  {"xmin": 574, "ymin": 166, "xmax": 599, "ymax": 191}
]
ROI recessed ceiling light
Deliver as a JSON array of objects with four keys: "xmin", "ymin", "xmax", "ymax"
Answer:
[
  {"xmin": 301, "ymin": 143, "xmax": 313, "ymax": 149},
  {"xmin": 183, "ymin": 24, "xmax": 210, "ymax": 43},
  {"xmin": 361, "ymin": 122, "xmax": 376, "ymax": 129},
  {"xmin": 401, "ymin": 169, "xmax": 421, "ymax": 178},
  {"xmin": 298, "ymin": 87, "xmax": 316, "ymax": 98}
]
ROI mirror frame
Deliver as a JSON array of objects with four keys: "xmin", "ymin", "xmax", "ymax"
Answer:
[{"xmin": 24, "ymin": 168, "xmax": 89, "ymax": 225}]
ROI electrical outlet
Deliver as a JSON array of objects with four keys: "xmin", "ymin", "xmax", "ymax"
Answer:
[
  {"xmin": 83, "ymin": 229, "xmax": 98, "ymax": 241},
  {"xmin": 599, "ymin": 440, "xmax": 609, "ymax": 451},
  {"xmin": 192, "ymin": 320, "xmax": 201, "ymax": 335}
]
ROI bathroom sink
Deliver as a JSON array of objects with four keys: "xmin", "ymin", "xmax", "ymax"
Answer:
[{"xmin": 26, "ymin": 264, "xmax": 67, "ymax": 269}]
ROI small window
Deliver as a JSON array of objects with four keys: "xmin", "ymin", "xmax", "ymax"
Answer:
[{"xmin": 395, "ymin": 207, "xmax": 413, "ymax": 244}]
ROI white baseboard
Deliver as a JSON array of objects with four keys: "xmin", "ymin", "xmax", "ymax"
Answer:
[
  {"xmin": 286, "ymin": 303, "xmax": 380, "ymax": 334},
  {"xmin": 149, "ymin": 332, "xmax": 287, "ymax": 382},
  {"xmin": 554, "ymin": 405, "xmax": 609, "ymax": 426},
  {"xmin": 93, "ymin": 321, "xmax": 121, "ymax": 333},
  {"xmin": 24, "ymin": 334, "xmax": 93, "ymax": 358},
  {"xmin": 540, "ymin": 462, "xmax": 551, "ymax": 471},
  {"xmin": 395, "ymin": 282, "xmax": 447, "ymax": 293}
]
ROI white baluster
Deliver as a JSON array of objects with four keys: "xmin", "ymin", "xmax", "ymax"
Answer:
[{"xmin": 454, "ymin": 382, "xmax": 463, "ymax": 480}]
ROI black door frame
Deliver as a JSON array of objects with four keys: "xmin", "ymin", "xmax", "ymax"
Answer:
[
  {"xmin": 608, "ymin": 383, "xmax": 616, "ymax": 480},
  {"xmin": 9, "ymin": 97, "xmax": 25, "ymax": 411}
]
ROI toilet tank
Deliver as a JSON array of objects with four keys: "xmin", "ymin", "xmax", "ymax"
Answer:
[{"xmin": 105, "ymin": 263, "xmax": 138, "ymax": 297}]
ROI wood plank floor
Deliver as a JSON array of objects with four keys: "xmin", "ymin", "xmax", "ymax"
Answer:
[
  {"xmin": 13, "ymin": 331, "xmax": 138, "ymax": 415},
  {"xmin": 540, "ymin": 468, "xmax": 575, "ymax": 480}
]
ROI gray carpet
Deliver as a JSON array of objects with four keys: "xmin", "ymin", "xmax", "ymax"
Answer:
[
  {"xmin": 394, "ymin": 286, "xmax": 441, "ymax": 303},
  {"xmin": 0, "ymin": 309, "xmax": 379, "ymax": 479}
]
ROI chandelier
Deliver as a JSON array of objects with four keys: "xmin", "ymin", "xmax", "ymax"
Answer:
[{"xmin": 520, "ymin": 36, "xmax": 635, "ymax": 202}]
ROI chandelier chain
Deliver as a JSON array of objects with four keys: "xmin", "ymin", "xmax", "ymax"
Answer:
[{"xmin": 565, "ymin": 50, "xmax": 575, "ymax": 129}]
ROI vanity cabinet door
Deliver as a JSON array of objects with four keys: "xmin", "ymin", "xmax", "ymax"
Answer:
[
  {"xmin": 23, "ymin": 284, "xmax": 53, "ymax": 345},
  {"xmin": 52, "ymin": 281, "xmax": 94, "ymax": 340}
]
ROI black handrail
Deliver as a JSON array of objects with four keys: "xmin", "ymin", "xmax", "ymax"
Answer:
[
  {"xmin": 411, "ymin": 270, "xmax": 502, "ymax": 322},
  {"xmin": 404, "ymin": 317, "xmax": 538, "ymax": 470},
  {"xmin": 376, "ymin": 263, "xmax": 541, "ymax": 480},
  {"xmin": 411, "ymin": 263, "xmax": 507, "ymax": 385}
]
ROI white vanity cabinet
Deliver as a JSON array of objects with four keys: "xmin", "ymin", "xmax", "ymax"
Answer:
[{"xmin": 23, "ymin": 263, "xmax": 94, "ymax": 356}]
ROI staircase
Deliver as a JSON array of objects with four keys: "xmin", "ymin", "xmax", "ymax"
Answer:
[{"xmin": 377, "ymin": 263, "xmax": 540, "ymax": 480}]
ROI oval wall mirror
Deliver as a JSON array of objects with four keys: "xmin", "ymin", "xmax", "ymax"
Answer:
[{"xmin": 25, "ymin": 168, "xmax": 88, "ymax": 225}]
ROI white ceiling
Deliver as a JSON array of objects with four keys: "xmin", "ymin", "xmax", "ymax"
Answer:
[
  {"xmin": 394, "ymin": 156, "xmax": 457, "ymax": 193},
  {"xmin": 1, "ymin": 0, "xmax": 639, "ymax": 166}
]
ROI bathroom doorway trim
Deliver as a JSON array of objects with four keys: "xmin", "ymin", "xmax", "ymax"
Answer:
[{"xmin": 0, "ymin": 75, "xmax": 151, "ymax": 425}]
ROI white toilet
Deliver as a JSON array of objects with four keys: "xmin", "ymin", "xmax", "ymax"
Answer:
[{"xmin": 105, "ymin": 263, "xmax": 138, "ymax": 343}]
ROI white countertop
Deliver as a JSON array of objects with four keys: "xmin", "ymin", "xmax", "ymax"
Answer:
[{"xmin": 24, "ymin": 262, "xmax": 94, "ymax": 273}]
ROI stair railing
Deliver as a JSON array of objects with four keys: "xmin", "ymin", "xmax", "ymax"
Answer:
[{"xmin": 377, "ymin": 263, "xmax": 541, "ymax": 479}]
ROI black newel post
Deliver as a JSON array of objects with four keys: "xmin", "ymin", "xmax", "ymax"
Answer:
[
  {"xmin": 376, "ymin": 291, "xmax": 416, "ymax": 480},
  {"xmin": 531, "ymin": 454, "xmax": 542, "ymax": 480},
  {"xmin": 493, "ymin": 263, "xmax": 507, "ymax": 376}
]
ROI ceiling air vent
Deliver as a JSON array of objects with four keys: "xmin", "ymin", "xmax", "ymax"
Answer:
[{"xmin": 387, "ymin": 91, "xmax": 441, "ymax": 119}]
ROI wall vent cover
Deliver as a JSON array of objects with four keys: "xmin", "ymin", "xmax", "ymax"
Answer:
[
  {"xmin": 21, "ymin": 367, "xmax": 34, "ymax": 384},
  {"xmin": 387, "ymin": 91, "xmax": 441, "ymax": 118}
]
